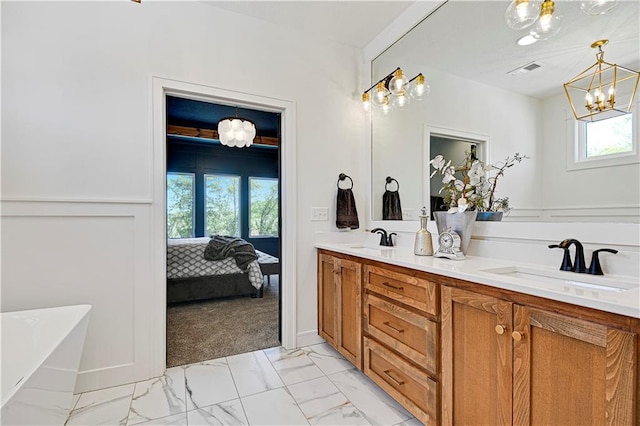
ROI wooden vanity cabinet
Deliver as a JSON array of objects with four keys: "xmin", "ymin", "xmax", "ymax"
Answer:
[
  {"xmin": 363, "ymin": 263, "xmax": 440, "ymax": 425},
  {"xmin": 441, "ymin": 285, "xmax": 638, "ymax": 426},
  {"xmin": 317, "ymin": 252, "xmax": 362, "ymax": 368}
]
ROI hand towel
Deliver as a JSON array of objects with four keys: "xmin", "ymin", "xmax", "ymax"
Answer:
[
  {"xmin": 336, "ymin": 188, "xmax": 359, "ymax": 229},
  {"xmin": 383, "ymin": 189, "xmax": 403, "ymax": 220}
]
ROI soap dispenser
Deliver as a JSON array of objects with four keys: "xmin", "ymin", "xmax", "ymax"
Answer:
[{"xmin": 414, "ymin": 207, "xmax": 433, "ymax": 256}]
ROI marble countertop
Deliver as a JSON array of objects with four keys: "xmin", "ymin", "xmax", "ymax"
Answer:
[{"xmin": 316, "ymin": 242, "xmax": 640, "ymax": 319}]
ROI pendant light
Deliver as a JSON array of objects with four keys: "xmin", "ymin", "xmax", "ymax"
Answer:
[
  {"xmin": 505, "ymin": 0, "xmax": 541, "ymax": 30},
  {"xmin": 563, "ymin": 40, "xmax": 640, "ymax": 122},
  {"xmin": 217, "ymin": 109, "xmax": 256, "ymax": 148},
  {"xmin": 530, "ymin": 0, "xmax": 563, "ymax": 40}
]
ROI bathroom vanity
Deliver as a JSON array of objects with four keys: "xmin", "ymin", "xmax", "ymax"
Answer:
[{"xmin": 316, "ymin": 244, "xmax": 639, "ymax": 425}]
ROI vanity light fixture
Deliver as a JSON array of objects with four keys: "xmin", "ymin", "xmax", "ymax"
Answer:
[
  {"xmin": 563, "ymin": 40, "xmax": 640, "ymax": 122},
  {"xmin": 217, "ymin": 110, "xmax": 257, "ymax": 148},
  {"xmin": 362, "ymin": 67, "xmax": 429, "ymax": 114}
]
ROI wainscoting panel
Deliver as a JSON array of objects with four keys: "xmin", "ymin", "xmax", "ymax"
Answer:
[{"xmin": 0, "ymin": 200, "xmax": 158, "ymax": 393}]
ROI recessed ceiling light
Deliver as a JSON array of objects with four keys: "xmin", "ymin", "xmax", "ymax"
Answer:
[{"xmin": 517, "ymin": 34, "xmax": 538, "ymax": 46}]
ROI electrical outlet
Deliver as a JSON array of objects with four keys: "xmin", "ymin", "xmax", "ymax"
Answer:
[
  {"xmin": 402, "ymin": 208, "xmax": 414, "ymax": 220},
  {"xmin": 311, "ymin": 207, "xmax": 329, "ymax": 221}
]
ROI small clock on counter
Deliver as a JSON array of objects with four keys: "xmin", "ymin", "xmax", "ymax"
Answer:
[{"xmin": 434, "ymin": 226, "xmax": 465, "ymax": 260}]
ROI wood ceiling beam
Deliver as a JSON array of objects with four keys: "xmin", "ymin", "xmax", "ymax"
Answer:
[{"xmin": 167, "ymin": 124, "xmax": 279, "ymax": 147}]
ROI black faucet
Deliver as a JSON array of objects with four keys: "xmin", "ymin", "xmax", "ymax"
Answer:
[
  {"xmin": 371, "ymin": 228, "xmax": 395, "ymax": 247},
  {"xmin": 587, "ymin": 248, "xmax": 618, "ymax": 275},
  {"xmin": 558, "ymin": 238, "xmax": 587, "ymax": 273},
  {"xmin": 548, "ymin": 244, "xmax": 573, "ymax": 271}
]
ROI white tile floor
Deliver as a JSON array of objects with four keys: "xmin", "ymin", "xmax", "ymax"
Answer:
[{"xmin": 66, "ymin": 343, "xmax": 424, "ymax": 426}]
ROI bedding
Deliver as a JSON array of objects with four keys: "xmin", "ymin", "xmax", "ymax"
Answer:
[{"xmin": 167, "ymin": 237, "xmax": 263, "ymax": 289}]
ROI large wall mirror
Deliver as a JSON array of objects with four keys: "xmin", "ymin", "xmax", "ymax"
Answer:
[{"xmin": 370, "ymin": 0, "xmax": 639, "ymax": 224}]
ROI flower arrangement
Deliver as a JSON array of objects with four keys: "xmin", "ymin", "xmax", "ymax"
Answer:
[{"xmin": 429, "ymin": 151, "xmax": 529, "ymax": 214}]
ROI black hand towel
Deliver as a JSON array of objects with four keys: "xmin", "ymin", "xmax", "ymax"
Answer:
[
  {"xmin": 383, "ymin": 189, "xmax": 403, "ymax": 220},
  {"xmin": 336, "ymin": 188, "xmax": 359, "ymax": 229}
]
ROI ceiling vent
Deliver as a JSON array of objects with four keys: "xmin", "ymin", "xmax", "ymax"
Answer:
[{"xmin": 507, "ymin": 61, "xmax": 542, "ymax": 76}]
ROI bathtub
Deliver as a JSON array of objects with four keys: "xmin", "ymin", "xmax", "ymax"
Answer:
[{"xmin": 1, "ymin": 304, "xmax": 91, "ymax": 425}]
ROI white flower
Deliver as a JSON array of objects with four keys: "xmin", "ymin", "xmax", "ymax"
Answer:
[
  {"xmin": 430, "ymin": 155, "xmax": 445, "ymax": 170},
  {"xmin": 454, "ymin": 179, "xmax": 465, "ymax": 191},
  {"xmin": 456, "ymin": 198, "xmax": 469, "ymax": 212},
  {"xmin": 468, "ymin": 160, "xmax": 485, "ymax": 185},
  {"xmin": 442, "ymin": 166, "xmax": 456, "ymax": 184}
]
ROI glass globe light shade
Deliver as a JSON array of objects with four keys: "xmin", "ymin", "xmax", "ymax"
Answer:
[
  {"xmin": 505, "ymin": 0, "xmax": 541, "ymax": 30},
  {"xmin": 580, "ymin": 0, "xmax": 617, "ymax": 15},
  {"xmin": 530, "ymin": 11, "xmax": 562, "ymax": 40},
  {"xmin": 218, "ymin": 119, "xmax": 231, "ymax": 133},
  {"xmin": 231, "ymin": 119, "xmax": 242, "ymax": 130},
  {"xmin": 377, "ymin": 97, "xmax": 393, "ymax": 116},
  {"xmin": 388, "ymin": 69, "xmax": 409, "ymax": 95},
  {"xmin": 362, "ymin": 92, "xmax": 371, "ymax": 111},
  {"xmin": 371, "ymin": 82, "xmax": 390, "ymax": 106},
  {"xmin": 391, "ymin": 89, "xmax": 411, "ymax": 110},
  {"xmin": 409, "ymin": 74, "xmax": 430, "ymax": 100}
]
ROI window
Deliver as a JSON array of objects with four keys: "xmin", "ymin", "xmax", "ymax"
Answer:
[
  {"xmin": 205, "ymin": 174, "xmax": 241, "ymax": 237},
  {"xmin": 249, "ymin": 177, "xmax": 279, "ymax": 237},
  {"xmin": 569, "ymin": 110, "xmax": 639, "ymax": 170},
  {"xmin": 584, "ymin": 113, "xmax": 633, "ymax": 158},
  {"xmin": 166, "ymin": 173, "xmax": 195, "ymax": 238}
]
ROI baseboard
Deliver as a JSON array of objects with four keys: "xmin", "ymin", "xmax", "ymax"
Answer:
[{"xmin": 296, "ymin": 329, "xmax": 325, "ymax": 348}]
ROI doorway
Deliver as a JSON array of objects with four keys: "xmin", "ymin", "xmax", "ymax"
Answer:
[
  {"xmin": 151, "ymin": 77, "xmax": 297, "ymax": 376},
  {"xmin": 164, "ymin": 97, "xmax": 282, "ymax": 366}
]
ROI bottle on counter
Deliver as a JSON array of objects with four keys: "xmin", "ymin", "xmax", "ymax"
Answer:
[{"xmin": 414, "ymin": 206, "xmax": 434, "ymax": 256}]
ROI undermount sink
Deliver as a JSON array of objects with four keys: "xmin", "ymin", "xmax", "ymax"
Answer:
[
  {"xmin": 480, "ymin": 266, "xmax": 638, "ymax": 293},
  {"xmin": 348, "ymin": 244, "xmax": 395, "ymax": 251}
]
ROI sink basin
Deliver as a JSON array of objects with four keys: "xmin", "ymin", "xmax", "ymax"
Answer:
[
  {"xmin": 480, "ymin": 266, "xmax": 638, "ymax": 293},
  {"xmin": 347, "ymin": 243, "xmax": 395, "ymax": 250}
]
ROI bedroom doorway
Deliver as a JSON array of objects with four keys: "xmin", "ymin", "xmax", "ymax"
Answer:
[{"xmin": 164, "ymin": 95, "xmax": 282, "ymax": 367}]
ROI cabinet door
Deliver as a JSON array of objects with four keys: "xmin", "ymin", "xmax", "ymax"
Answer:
[
  {"xmin": 441, "ymin": 286, "xmax": 513, "ymax": 426},
  {"xmin": 513, "ymin": 305, "xmax": 637, "ymax": 425},
  {"xmin": 335, "ymin": 258, "xmax": 362, "ymax": 368},
  {"xmin": 317, "ymin": 254, "xmax": 337, "ymax": 346}
]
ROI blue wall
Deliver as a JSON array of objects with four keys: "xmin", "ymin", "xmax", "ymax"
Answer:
[{"xmin": 167, "ymin": 138, "xmax": 280, "ymax": 257}]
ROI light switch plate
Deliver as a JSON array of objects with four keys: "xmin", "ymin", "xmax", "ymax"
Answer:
[
  {"xmin": 312, "ymin": 207, "xmax": 329, "ymax": 221},
  {"xmin": 402, "ymin": 208, "xmax": 414, "ymax": 220}
]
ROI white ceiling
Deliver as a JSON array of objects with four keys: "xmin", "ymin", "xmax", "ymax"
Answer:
[
  {"xmin": 381, "ymin": 0, "xmax": 640, "ymax": 99},
  {"xmin": 204, "ymin": 0, "xmax": 639, "ymax": 100},
  {"xmin": 205, "ymin": 1, "xmax": 415, "ymax": 49}
]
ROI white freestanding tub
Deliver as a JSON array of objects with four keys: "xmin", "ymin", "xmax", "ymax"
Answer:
[{"xmin": 1, "ymin": 304, "xmax": 91, "ymax": 425}]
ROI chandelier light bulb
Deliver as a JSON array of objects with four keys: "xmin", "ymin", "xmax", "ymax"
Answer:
[
  {"xmin": 362, "ymin": 92, "xmax": 371, "ymax": 111},
  {"xmin": 372, "ymin": 82, "xmax": 390, "ymax": 106},
  {"xmin": 585, "ymin": 91, "xmax": 594, "ymax": 109},
  {"xmin": 505, "ymin": 0, "xmax": 541, "ymax": 30},
  {"xmin": 392, "ymin": 88, "xmax": 411, "ymax": 110},
  {"xmin": 608, "ymin": 85, "xmax": 615, "ymax": 105},
  {"xmin": 530, "ymin": 0, "xmax": 562, "ymax": 40},
  {"xmin": 389, "ymin": 68, "xmax": 409, "ymax": 95}
]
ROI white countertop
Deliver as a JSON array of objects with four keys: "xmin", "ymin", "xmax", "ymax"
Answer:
[{"xmin": 316, "ymin": 242, "xmax": 640, "ymax": 319}]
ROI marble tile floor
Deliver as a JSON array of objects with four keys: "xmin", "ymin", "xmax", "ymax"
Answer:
[{"xmin": 66, "ymin": 343, "xmax": 424, "ymax": 426}]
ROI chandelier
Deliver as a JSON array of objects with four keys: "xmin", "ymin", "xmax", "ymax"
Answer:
[
  {"xmin": 217, "ymin": 113, "xmax": 256, "ymax": 148},
  {"xmin": 563, "ymin": 40, "xmax": 640, "ymax": 122},
  {"xmin": 362, "ymin": 67, "xmax": 429, "ymax": 115},
  {"xmin": 505, "ymin": 0, "xmax": 618, "ymax": 44}
]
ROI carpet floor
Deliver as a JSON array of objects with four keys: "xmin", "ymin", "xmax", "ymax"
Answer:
[{"xmin": 166, "ymin": 276, "xmax": 280, "ymax": 367}]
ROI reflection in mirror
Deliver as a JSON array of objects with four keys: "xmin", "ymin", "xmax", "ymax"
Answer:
[{"xmin": 370, "ymin": 1, "xmax": 639, "ymax": 223}]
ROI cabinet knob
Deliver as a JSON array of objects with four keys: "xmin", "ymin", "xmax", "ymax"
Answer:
[
  {"xmin": 495, "ymin": 325, "xmax": 506, "ymax": 335},
  {"xmin": 512, "ymin": 331, "xmax": 524, "ymax": 341}
]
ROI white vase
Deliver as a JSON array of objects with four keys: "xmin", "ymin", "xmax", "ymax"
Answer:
[{"xmin": 433, "ymin": 211, "xmax": 478, "ymax": 255}]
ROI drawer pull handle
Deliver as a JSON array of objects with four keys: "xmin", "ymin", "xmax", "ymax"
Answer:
[
  {"xmin": 495, "ymin": 325, "xmax": 506, "ymax": 335},
  {"xmin": 383, "ymin": 321, "xmax": 405, "ymax": 333},
  {"xmin": 512, "ymin": 331, "xmax": 524, "ymax": 341},
  {"xmin": 383, "ymin": 369, "xmax": 405, "ymax": 386},
  {"xmin": 382, "ymin": 281, "xmax": 404, "ymax": 291}
]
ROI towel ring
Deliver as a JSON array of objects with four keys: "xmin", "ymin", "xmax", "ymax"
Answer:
[
  {"xmin": 337, "ymin": 173, "xmax": 354, "ymax": 189},
  {"xmin": 385, "ymin": 176, "xmax": 400, "ymax": 191}
]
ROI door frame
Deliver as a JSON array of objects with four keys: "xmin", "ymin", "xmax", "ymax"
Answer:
[{"xmin": 151, "ymin": 77, "xmax": 297, "ymax": 375}]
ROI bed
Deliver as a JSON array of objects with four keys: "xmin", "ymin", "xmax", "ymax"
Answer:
[{"xmin": 166, "ymin": 237, "xmax": 280, "ymax": 304}]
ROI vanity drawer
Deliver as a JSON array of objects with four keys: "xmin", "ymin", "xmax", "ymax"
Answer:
[
  {"xmin": 364, "ymin": 293, "xmax": 438, "ymax": 375},
  {"xmin": 364, "ymin": 337, "xmax": 438, "ymax": 425},
  {"xmin": 364, "ymin": 265, "xmax": 437, "ymax": 315}
]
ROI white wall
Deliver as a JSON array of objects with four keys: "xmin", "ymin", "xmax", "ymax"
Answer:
[
  {"xmin": 1, "ymin": 1, "xmax": 366, "ymax": 392},
  {"xmin": 541, "ymin": 93, "xmax": 640, "ymax": 222}
]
